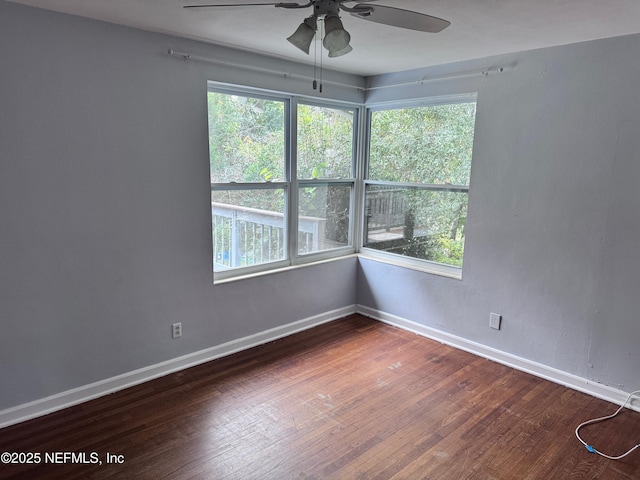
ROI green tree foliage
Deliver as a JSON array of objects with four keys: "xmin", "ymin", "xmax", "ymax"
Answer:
[
  {"xmin": 369, "ymin": 102, "xmax": 475, "ymax": 185},
  {"xmin": 208, "ymin": 92, "xmax": 285, "ymax": 184},
  {"xmin": 297, "ymin": 104, "xmax": 354, "ymax": 179}
]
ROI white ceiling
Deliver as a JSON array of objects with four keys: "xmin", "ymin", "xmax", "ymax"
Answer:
[{"xmin": 9, "ymin": 0, "xmax": 640, "ymax": 76}]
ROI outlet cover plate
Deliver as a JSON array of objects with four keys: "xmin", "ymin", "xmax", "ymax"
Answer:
[
  {"xmin": 489, "ymin": 313, "xmax": 502, "ymax": 330},
  {"xmin": 172, "ymin": 322, "xmax": 182, "ymax": 339}
]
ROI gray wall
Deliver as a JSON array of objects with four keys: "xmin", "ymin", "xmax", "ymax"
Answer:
[
  {"xmin": 360, "ymin": 34, "xmax": 640, "ymax": 392},
  {"xmin": 0, "ymin": 1, "xmax": 358, "ymax": 410},
  {"xmin": 2, "ymin": 0, "xmax": 640, "ymax": 413}
]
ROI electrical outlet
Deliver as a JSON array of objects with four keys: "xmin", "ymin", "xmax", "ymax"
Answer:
[
  {"xmin": 489, "ymin": 313, "xmax": 502, "ymax": 330},
  {"xmin": 172, "ymin": 322, "xmax": 182, "ymax": 339}
]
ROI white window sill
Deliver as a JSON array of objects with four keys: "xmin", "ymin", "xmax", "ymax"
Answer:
[
  {"xmin": 213, "ymin": 250, "xmax": 462, "ymax": 285},
  {"xmin": 213, "ymin": 253, "xmax": 358, "ymax": 285},
  {"xmin": 357, "ymin": 250, "xmax": 463, "ymax": 280}
]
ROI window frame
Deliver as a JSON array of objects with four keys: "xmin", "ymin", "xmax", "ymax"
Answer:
[
  {"xmin": 294, "ymin": 98, "xmax": 359, "ymax": 261},
  {"xmin": 207, "ymin": 83, "xmax": 360, "ymax": 283},
  {"xmin": 360, "ymin": 93, "xmax": 478, "ymax": 279}
]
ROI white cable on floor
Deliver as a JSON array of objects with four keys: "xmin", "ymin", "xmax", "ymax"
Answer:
[{"xmin": 575, "ymin": 389, "xmax": 640, "ymax": 460}]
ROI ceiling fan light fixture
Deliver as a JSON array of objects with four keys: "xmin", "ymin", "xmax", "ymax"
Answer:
[
  {"xmin": 287, "ymin": 15, "xmax": 317, "ymax": 54},
  {"xmin": 322, "ymin": 13, "xmax": 350, "ymax": 52}
]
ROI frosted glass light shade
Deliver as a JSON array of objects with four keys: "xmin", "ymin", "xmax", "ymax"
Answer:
[
  {"xmin": 323, "ymin": 14, "xmax": 351, "ymax": 54},
  {"xmin": 287, "ymin": 16, "xmax": 317, "ymax": 54}
]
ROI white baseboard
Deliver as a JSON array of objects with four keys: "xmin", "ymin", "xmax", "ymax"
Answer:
[
  {"xmin": 3, "ymin": 303, "xmax": 636, "ymax": 430},
  {"xmin": 356, "ymin": 304, "xmax": 640, "ymax": 412},
  {"xmin": 0, "ymin": 305, "xmax": 357, "ymax": 429}
]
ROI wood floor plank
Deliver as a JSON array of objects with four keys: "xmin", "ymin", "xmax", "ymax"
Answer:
[{"xmin": 1, "ymin": 314, "xmax": 639, "ymax": 479}]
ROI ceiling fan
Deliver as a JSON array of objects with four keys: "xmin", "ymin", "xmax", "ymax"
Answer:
[{"xmin": 183, "ymin": 0, "xmax": 450, "ymax": 58}]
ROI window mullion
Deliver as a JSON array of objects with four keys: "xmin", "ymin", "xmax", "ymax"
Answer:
[
  {"xmin": 289, "ymin": 97, "xmax": 299, "ymax": 265},
  {"xmin": 354, "ymin": 106, "xmax": 369, "ymax": 253},
  {"xmin": 211, "ymin": 182, "xmax": 288, "ymax": 191},
  {"xmin": 364, "ymin": 180, "xmax": 469, "ymax": 192}
]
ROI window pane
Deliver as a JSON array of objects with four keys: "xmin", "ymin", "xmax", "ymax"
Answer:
[
  {"xmin": 208, "ymin": 92, "xmax": 285, "ymax": 183},
  {"xmin": 369, "ymin": 102, "xmax": 476, "ymax": 185},
  {"xmin": 297, "ymin": 104, "xmax": 354, "ymax": 179},
  {"xmin": 212, "ymin": 189, "xmax": 286, "ymax": 271},
  {"xmin": 299, "ymin": 184, "xmax": 351, "ymax": 254},
  {"xmin": 364, "ymin": 185, "xmax": 467, "ymax": 267}
]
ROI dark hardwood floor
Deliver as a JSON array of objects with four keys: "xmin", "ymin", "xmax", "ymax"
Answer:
[{"xmin": 1, "ymin": 314, "xmax": 639, "ymax": 479}]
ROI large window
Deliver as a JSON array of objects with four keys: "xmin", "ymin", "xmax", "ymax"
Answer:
[
  {"xmin": 364, "ymin": 97, "xmax": 477, "ymax": 275},
  {"xmin": 207, "ymin": 84, "xmax": 476, "ymax": 280},
  {"xmin": 207, "ymin": 86, "xmax": 356, "ymax": 280}
]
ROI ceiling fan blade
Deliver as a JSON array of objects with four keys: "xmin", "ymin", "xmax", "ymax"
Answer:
[
  {"xmin": 184, "ymin": 2, "xmax": 303, "ymax": 9},
  {"xmin": 351, "ymin": 4, "xmax": 450, "ymax": 33}
]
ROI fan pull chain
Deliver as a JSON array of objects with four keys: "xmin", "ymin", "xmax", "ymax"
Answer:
[
  {"xmin": 310, "ymin": 17, "xmax": 324, "ymax": 93},
  {"xmin": 318, "ymin": 18, "xmax": 323, "ymax": 93},
  {"xmin": 312, "ymin": 20, "xmax": 318, "ymax": 90}
]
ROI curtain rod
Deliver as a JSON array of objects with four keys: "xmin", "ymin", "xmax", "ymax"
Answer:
[
  {"xmin": 167, "ymin": 49, "xmax": 506, "ymax": 92},
  {"xmin": 364, "ymin": 66, "xmax": 506, "ymax": 91},
  {"xmin": 167, "ymin": 49, "xmax": 364, "ymax": 91}
]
